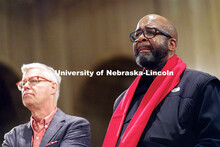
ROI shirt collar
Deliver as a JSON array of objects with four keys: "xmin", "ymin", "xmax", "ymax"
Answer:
[{"xmin": 30, "ymin": 107, "xmax": 57, "ymax": 130}]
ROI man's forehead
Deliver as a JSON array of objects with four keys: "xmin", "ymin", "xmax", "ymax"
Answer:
[
  {"xmin": 23, "ymin": 68, "xmax": 44, "ymax": 79},
  {"xmin": 136, "ymin": 15, "xmax": 160, "ymax": 30}
]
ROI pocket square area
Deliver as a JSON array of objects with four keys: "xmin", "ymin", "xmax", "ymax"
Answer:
[{"xmin": 46, "ymin": 141, "xmax": 59, "ymax": 146}]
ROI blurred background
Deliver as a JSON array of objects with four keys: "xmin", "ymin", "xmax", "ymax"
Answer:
[{"xmin": 0, "ymin": 0, "xmax": 220, "ymax": 146}]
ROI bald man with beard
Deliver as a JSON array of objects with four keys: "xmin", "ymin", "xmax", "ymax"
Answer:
[{"xmin": 103, "ymin": 14, "xmax": 220, "ymax": 147}]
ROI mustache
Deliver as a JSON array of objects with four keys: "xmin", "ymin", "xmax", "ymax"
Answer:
[{"xmin": 137, "ymin": 44, "xmax": 153, "ymax": 52}]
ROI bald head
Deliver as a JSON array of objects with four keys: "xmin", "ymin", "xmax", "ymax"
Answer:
[{"xmin": 137, "ymin": 14, "xmax": 178, "ymax": 43}]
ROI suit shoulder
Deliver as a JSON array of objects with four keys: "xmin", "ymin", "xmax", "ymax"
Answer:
[
  {"xmin": 113, "ymin": 90, "xmax": 127, "ymax": 112},
  {"xmin": 177, "ymin": 69, "xmax": 220, "ymax": 99},
  {"xmin": 58, "ymin": 109, "xmax": 90, "ymax": 125},
  {"xmin": 3, "ymin": 122, "xmax": 30, "ymax": 146},
  {"xmin": 5, "ymin": 122, "xmax": 29, "ymax": 135},
  {"xmin": 184, "ymin": 69, "xmax": 218, "ymax": 80},
  {"xmin": 60, "ymin": 112, "xmax": 90, "ymax": 137},
  {"xmin": 67, "ymin": 115, "xmax": 90, "ymax": 125},
  {"xmin": 181, "ymin": 69, "xmax": 219, "ymax": 85}
]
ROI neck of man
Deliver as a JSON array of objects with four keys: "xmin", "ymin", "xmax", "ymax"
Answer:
[
  {"xmin": 30, "ymin": 102, "xmax": 56, "ymax": 122},
  {"xmin": 145, "ymin": 60, "xmax": 167, "ymax": 72}
]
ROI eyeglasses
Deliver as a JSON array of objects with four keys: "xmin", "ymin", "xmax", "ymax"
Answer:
[
  {"xmin": 129, "ymin": 27, "xmax": 172, "ymax": 42},
  {"xmin": 16, "ymin": 76, "xmax": 53, "ymax": 91}
]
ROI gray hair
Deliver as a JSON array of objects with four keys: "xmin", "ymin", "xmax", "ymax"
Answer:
[{"xmin": 21, "ymin": 63, "xmax": 61, "ymax": 105}]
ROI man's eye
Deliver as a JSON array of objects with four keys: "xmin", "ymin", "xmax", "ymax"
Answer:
[
  {"xmin": 21, "ymin": 82, "xmax": 26, "ymax": 86},
  {"xmin": 135, "ymin": 32, "xmax": 141, "ymax": 37},
  {"xmin": 146, "ymin": 30, "xmax": 154, "ymax": 35},
  {"xmin": 29, "ymin": 79, "xmax": 38, "ymax": 83}
]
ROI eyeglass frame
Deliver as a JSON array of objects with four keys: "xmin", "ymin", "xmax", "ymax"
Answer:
[
  {"xmin": 16, "ymin": 76, "xmax": 53, "ymax": 91},
  {"xmin": 129, "ymin": 27, "xmax": 172, "ymax": 42}
]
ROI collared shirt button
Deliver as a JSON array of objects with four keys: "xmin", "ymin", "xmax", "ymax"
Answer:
[{"xmin": 36, "ymin": 136, "xmax": 39, "ymax": 140}]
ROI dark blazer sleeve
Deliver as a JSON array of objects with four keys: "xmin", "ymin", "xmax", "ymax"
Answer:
[
  {"xmin": 2, "ymin": 130, "xmax": 13, "ymax": 147},
  {"xmin": 2, "ymin": 123, "xmax": 32, "ymax": 147},
  {"xmin": 194, "ymin": 79, "xmax": 220, "ymax": 147},
  {"xmin": 59, "ymin": 117, "xmax": 90, "ymax": 147}
]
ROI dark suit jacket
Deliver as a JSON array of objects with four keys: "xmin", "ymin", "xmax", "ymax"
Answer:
[{"xmin": 2, "ymin": 108, "xmax": 90, "ymax": 147}]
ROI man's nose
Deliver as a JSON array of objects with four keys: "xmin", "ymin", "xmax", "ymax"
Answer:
[
  {"xmin": 23, "ymin": 82, "xmax": 31, "ymax": 91},
  {"xmin": 136, "ymin": 33, "xmax": 148, "ymax": 42}
]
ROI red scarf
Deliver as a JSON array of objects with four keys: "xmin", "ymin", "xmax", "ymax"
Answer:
[{"xmin": 102, "ymin": 55, "xmax": 186, "ymax": 147}]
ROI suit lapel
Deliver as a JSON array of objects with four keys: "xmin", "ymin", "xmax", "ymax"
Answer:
[{"xmin": 40, "ymin": 108, "xmax": 66, "ymax": 147}]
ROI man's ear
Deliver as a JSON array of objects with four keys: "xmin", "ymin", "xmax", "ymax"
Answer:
[
  {"xmin": 168, "ymin": 38, "xmax": 177, "ymax": 52},
  {"xmin": 51, "ymin": 82, "xmax": 58, "ymax": 95}
]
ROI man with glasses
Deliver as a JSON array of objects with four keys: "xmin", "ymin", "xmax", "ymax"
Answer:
[
  {"xmin": 2, "ymin": 63, "xmax": 90, "ymax": 147},
  {"xmin": 103, "ymin": 14, "xmax": 220, "ymax": 147}
]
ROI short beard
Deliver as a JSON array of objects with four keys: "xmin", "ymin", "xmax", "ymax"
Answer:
[
  {"xmin": 135, "ymin": 40, "xmax": 169, "ymax": 69},
  {"xmin": 135, "ymin": 52, "xmax": 159, "ymax": 69}
]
